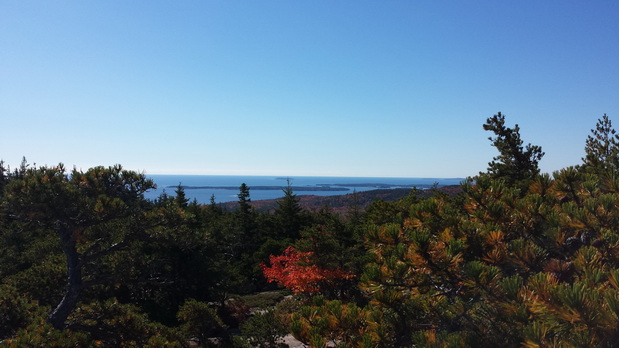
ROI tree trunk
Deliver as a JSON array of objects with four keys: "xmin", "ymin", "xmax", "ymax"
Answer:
[{"xmin": 47, "ymin": 222, "xmax": 82, "ymax": 329}]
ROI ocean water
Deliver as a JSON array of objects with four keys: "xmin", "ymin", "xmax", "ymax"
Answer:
[{"xmin": 143, "ymin": 175, "xmax": 464, "ymax": 204}]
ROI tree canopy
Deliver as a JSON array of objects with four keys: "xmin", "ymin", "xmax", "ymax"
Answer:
[
  {"xmin": 2, "ymin": 113, "xmax": 619, "ymax": 347},
  {"xmin": 582, "ymin": 113, "xmax": 619, "ymax": 173},
  {"xmin": 483, "ymin": 112, "xmax": 544, "ymax": 187}
]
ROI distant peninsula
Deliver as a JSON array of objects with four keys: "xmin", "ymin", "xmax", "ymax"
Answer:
[{"xmin": 321, "ymin": 183, "xmax": 421, "ymax": 189}]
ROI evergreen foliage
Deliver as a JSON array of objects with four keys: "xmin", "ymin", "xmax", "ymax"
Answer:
[
  {"xmin": 175, "ymin": 183, "xmax": 190, "ymax": 208},
  {"xmin": 483, "ymin": 112, "xmax": 544, "ymax": 187},
  {"xmin": 234, "ymin": 310, "xmax": 288, "ymax": 348},
  {"xmin": 238, "ymin": 183, "xmax": 252, "ymax": 217},
  {"xmin": 273, "ymin": 179, "xmax": 304, "ymax": 240},
  {"xmin": 2, "ymin": 164, "xmax": 155, "ymax": 329},
  {"xmin": 177, "ymin": 299, "xmax": 227, "ymax": 346},
  {"xmin": 2, "ymin": 113, "xmax": 619, "ymax": 347},
  {"xmin": 582, "ymin": 114, "xmax": 619, "ymax": 173}
]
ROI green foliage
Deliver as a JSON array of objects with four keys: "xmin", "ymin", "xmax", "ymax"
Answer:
[
  {"xmin": 0, "ymin": 285, "xmax": 47, "ymax": 340},
  {"xmin": 240, "ymin": 291, "xmax": 289, "ymax": 309},
  {"xmin": 483, "ymin": 112, "xmax": 544, "ymax": 188},
  {"xmin": 174, "ymin": 184, "xmax": 189, "ymax": 208},
  {"xmin": 0, "ymin": 160, "xmax": 8, "ymax": 193},
  {"xmin": 338, "ymin": 114, "xmax": 619, "ymax": 346},
  {"xmin": 67, "ymin": 300, "xmax": 182, "ymax": 347},
  {"xmin": 294, "ymin": 208, "xmax": 368, "ymax": 296},
  {"xmin": 177, "ymin": 299, "xmax": 226, "ymax": 346},
  {"xmin": 289, "ymin": 297, "xmax": 385, "ymax": 347},
  {"xmin": 273, "ymin": 180, "xmax": 304, "ymax": 240},
  {"xmin": 2, "ymin": 164, "xmax": 157, "ymax": 329},
  {"xmin": 4, "ymin": 114, "xmax": 619, "ymax": 347},
  {"xmin": 6, "ymin": 322, "xmax": 93, "ymax": 347},
  {"xmin": 364, "ymin": 200, "xmax": 403, "ymax": 226},
  {"xmin": 238, "ymin": 183, "xmax": 252, "ymax": 217},
  {"xmin": 234, "ymin": 310, "xmax": 289, "ymax": 348},
  {"xmin": 3, "ymin": 299, "xmax": 181, "ymax": 347},
  {"xmin": 3, "ymin": 253, "xmax": 66, "ymax": 308},
  {"xmin": 582, "ymin": 114, "xmax": 619, "ymax": 174}
]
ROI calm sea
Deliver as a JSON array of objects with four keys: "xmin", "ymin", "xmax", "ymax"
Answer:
[{"xmin": 143, "ymin": 175, "xmax": 464, "ymax": 204}]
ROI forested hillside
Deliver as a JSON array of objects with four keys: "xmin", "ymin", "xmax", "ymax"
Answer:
[
  {"xmin": 2, "ymin": 113, "xmax": 619, "ymax": 347},
  {"xmin": 221, "ymin": 186, "xmax": 463, "ymax": 214}
]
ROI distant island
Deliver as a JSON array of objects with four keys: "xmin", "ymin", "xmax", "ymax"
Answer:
[
  {"xmin": 169, "ymin": 182, "xmax": 444, "ymax": 193},
  {"xmin": 169, "ymin": 185, "xmax": 350, "ymax": 192}
]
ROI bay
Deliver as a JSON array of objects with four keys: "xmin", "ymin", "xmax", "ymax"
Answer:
[{"xmin": 143, "ymin": 175, "xmax": 465, "ymax": 204}]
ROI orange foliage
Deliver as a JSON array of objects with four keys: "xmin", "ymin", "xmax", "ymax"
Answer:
[{"xmin": 261, "ymin": 246, "xmax": 354, "ymax": 294}]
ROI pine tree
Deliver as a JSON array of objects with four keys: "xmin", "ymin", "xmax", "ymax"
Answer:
[
  {"xmin": 582, "ymin": 114, "xmax": 619, "ymax": 173},
  {"xmin": 238, "ymin": 183, "xmax": 252, "ymax": 216},
  {"xmin": 0, "ymin": 160, "xmax": 7, "ymax": 193},
  {"xmin": 207, "ymin": 194, "xmax": 222, "ymax": 215},
  {"xmin": 3, "ymin": 164, "xmax": 156, "ymax": 329},
  {"xmin": 483, "ymin": 112, "xmax": 544, "ymax": 187},
  {"xmin": 237, "ymin": 183, "xmax": 255, "ymax": 239},
  {"xmin": 174, "ymin": 183, "xmax": 189, "ymax": 208},
  {"xmin": 274, "ymin": 179, "xmax": 303, "ymax": 240}
]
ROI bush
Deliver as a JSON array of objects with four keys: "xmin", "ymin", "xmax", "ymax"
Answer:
[
  {"xmin": 177, "ymin": 299, "xmax": 226, "ymax": 345},
  {"xmin": 0, "ymin": 285, "xmax": 46, "ymax": 340},
  {"xmin": 218, "ymin": 298, "xmax": 250, "ymax": 328},
  {"xmin": 234, "ymin": 310, "xmax": 288, "ymax": 348},
  {"xmin": 240, "ymin": 291, "xmax": 289, "ymax": 309}
]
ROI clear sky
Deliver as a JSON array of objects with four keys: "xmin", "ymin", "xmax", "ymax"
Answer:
[{"xmin": 1, "ymin": 1, "xmax": 618, "ymax": 178}]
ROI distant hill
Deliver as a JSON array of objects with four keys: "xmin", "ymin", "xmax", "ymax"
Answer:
[{"xmin": 219, "ymin": 185, "xmax": 463, "ymax": 214}]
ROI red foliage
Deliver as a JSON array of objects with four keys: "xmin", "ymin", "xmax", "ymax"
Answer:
[{"xmin": 261, "ymin": 246, "xmax": 354, "ymax": 294}]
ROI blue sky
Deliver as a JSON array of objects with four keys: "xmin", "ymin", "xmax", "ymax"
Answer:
[{"xmin": 1, "ymin": 1, "xmax": 618, "ymax": 177}]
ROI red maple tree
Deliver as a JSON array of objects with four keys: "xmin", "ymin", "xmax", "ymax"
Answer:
[{"xmin": 261, "ymin": 246, "xmax": 354, "ymax": 294}]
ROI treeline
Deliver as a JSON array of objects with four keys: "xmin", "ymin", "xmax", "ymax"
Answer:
[
  {"xmin": 0, "ymin": 158, "xmax": 372, "ymax": 346},
  {"xmin": 2, "ymin": 112, "xmax": 619, "ymax": 347},
  {"xmin": 221, "ymin": 186, "xmax": 462, "ymax": 214}
]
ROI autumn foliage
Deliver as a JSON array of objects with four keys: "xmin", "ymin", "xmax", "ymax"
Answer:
[{"xmin": 261, "ymin": 246, "xmax": 354, "ymax": 294}]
